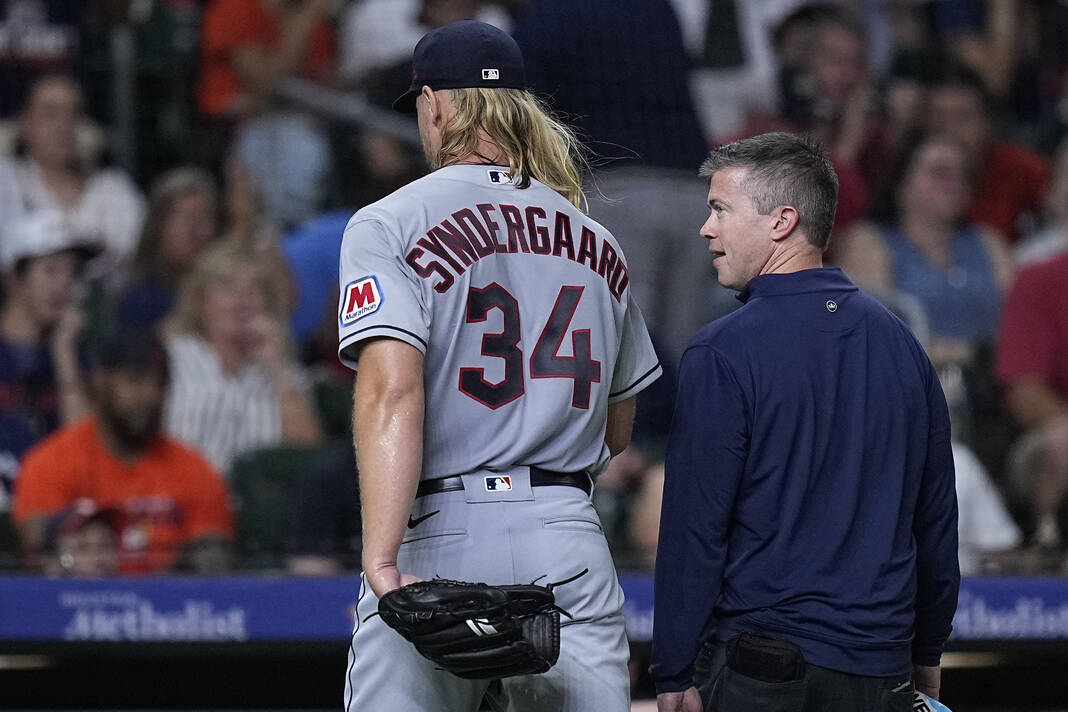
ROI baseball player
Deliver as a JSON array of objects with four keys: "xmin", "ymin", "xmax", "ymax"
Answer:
[{"xmin": 338, "ymin": 20, "xmax": 661, "ymax": 712}]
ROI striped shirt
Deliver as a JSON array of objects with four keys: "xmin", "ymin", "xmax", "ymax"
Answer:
[{"xmin": 163, "ymin": 334, "xmax": 308, "ymax": 475}]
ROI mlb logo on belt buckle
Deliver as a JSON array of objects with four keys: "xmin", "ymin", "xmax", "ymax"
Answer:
[{"xmin": 484, "ymin": 476, "xmax": 512, "ymax": 492}]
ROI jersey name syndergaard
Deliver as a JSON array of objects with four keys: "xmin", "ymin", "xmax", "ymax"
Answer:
[{"xmin": 404, "ymin": 202, "xmax": 630, "ymax": 301}]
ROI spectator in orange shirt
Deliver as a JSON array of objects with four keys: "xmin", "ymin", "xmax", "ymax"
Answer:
[
  {"xmin": 927, "ymin": 64, "xmax": 1051, "ymax": 245},
  {"xmin": 13, "ymin": 332, "xmax": 234, "ymax": 575},
  {"xmin": 197, "ymin": 0, "xmax": 336, "ymax": 119}
]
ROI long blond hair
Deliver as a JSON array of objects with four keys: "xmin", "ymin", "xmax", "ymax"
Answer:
[
  {"xmin": 168, "ymin": 241, "xmax": 287, "ymax": 339},
  {"xmin": 436, "ymin": 88, "xmax": 588, "ymax": 210}
]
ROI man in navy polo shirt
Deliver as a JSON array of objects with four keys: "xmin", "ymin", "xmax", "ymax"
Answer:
[{"xmin": 652, "ymin": 132, "xmax": 959, "ymax": 712}]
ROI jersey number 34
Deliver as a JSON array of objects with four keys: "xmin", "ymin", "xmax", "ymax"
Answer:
[{"xmin": 459, "ymin": 283, "xmax": 601, "ymax": 410}]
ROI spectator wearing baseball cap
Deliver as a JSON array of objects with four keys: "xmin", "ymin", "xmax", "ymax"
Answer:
[
  {"xmin": 41, "ymin": 498, "xmax": 122, "ymax": 577},
  {"xmin": 13, "ymin": 331, "xmax": 235, "ymax": 575},
  {"xmin": 0, "ymin": 209, "xmax": 100, "ymax": 447}
]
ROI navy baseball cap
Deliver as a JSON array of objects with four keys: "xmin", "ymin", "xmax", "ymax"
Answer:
[{"xmin": 392, "ymin": 19, "xmax": 526, "ymax": 114}]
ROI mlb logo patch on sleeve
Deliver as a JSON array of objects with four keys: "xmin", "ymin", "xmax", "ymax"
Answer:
[{"xmin": 340, "ymin": 276, "xmax": 383, "ymax": 325}]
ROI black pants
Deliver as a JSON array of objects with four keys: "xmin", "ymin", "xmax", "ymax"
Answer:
[{"xmin": 694, "ymin": 638, "xmax": 914, "ymax": 712}]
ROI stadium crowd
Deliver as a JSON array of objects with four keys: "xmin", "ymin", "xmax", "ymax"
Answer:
[{"xmin": 0, "ymin": 0, "xmax": 1065, "ymax": 581}]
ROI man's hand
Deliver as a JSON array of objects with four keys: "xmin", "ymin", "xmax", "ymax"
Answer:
[
  {"xmin": 657, "ymin": 686, "xmax": 702, "ymax": 712},
  {"xmin": 364, "ymin": 561, "xmax": 421, "ymax": 599},
  {"xmin": 913, "ymin": 664, "xmax": 941, "ymax": 700}
]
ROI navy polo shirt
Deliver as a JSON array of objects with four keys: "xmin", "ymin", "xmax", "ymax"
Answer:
[{"xmin": 651, "ymin": 268, "xmax": 959, "ymax": 692}]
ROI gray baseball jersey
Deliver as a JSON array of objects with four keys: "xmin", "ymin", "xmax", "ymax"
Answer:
[{"xmin": 337, "ymin": 164, "xmax": 660, "ymax": 479}]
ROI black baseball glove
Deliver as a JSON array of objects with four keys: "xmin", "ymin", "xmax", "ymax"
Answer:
[{"xmin": 376, "ymin": 578, "xmax": 565, "ymax": 680}]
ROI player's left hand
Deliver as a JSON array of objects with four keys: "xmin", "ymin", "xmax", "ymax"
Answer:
[{"xmin": 657, "ymin": 686, "xmax": 702, "ymax": 712}]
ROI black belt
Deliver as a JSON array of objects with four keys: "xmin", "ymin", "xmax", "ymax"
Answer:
[{"xmin": 415, "ymin": 467, "xmax": 592, "ymax": 498}]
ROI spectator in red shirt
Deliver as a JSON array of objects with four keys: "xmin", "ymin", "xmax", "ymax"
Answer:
[
  {"xmin": 927, "ymin": 64, "xmax": 1051, "ymax": 245},
  {"xmin": 996, "ymin": 253, "xmax": 1068, "ymax": 554},
  {"xmin": 737, "ymin": 5, "xmax": 891, "ymax": 244},
  {"xmin": 13, "ymin": 332, "xmax": 234, "ymax": 574}
]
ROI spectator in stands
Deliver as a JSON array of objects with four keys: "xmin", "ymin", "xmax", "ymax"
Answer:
[
  {"xmin": 0, "ymin": 3, "xmax": 87, "ymax": 117},
  {"xmin": 668, "ymin": 0, "xmax": 808, "ymax": 144},
  {"xmin": 198, "ymin": 0, "xmax": 336, "ymax": 120},
  {"xmin": 0, "ymin": 410, "xmax": 36, "ymax": 568},
  {"xmin": 117, "ymin": 167, "xmax": 220, "ymax": 331},
  {"xmin": 840, "ymin": 132, "xmax": 1013, "ymax": 368},
  {"xmin": 740, "ymin": 4, "xmax": 890, "ymax": 242},
  {"xmin": 163, "ymin": 241, "xmax": 323, "ymax": 475},
  {"xmin": 13, "ymin": 332, "xmax": 234, "ymax": 574},
  {"xmin": 927, "ymin": 64, "xmax": 1051, "ymax": 245},
  {"xmin": 0, "ymin": 410, "xmax": 35, "ymax": 513},
  {"xmin": 930, "ymin": 0, "xmax": 1023, "ymax": 102},
  {"xmin": 513, "ymin": 0, "xmax": 715, "ymax": 372},
  {"xmin": 197, "ymin": 0, "xmax": 337, "ymax": 223},
  {"xmin": 216, "ymin": 154, "xmax": 299, "ymax": 315},
  {"xmin": 880, "ymin": 51, "xmax": 937, "ymax": 153},
  {"xmin": 0, "ymin": 75, "xmax": 145, "ymax": 266},
  {"xmin": 41, "ymin": 498, "xmax": 121, "ymax": 577},
  {"xmin": 996, "ymin": 252, "xmax": 1068, "ymax": 555},
  {"xmin": 232, "ymin": 108, "xmax": 330, "ymax": 230},
  {"xmin": 0, "ymin": 210, "xmax": 97, "ymax": 441},
  {"xmin": 1015, "ymin": 137, "xmax": 1068, "ymax": 266},
  {"xmin": 338, "ymin": 0, "xmax": 511, "ymax": 107}
]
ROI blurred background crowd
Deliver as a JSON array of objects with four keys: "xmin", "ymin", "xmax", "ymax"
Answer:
[{"xmin": 0, "ymin": 0, "xmax": 1066, "ymax": 584}]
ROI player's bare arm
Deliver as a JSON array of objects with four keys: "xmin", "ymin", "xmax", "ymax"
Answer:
[
  {"xmin": 605, "ymin": 397, "xmax": 636, "ymax": 457},
  {"xmin": 353, "ymin": 337, "xmax": 425, "ymax": 598},
  {"xmin": 340, "ymin": 22, "xmax": 661, "ymax": 710}
]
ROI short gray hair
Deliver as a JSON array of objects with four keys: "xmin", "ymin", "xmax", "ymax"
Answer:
[{"xmin": 700, "ymin": 132, "xmax": 839, "ymax": 251}]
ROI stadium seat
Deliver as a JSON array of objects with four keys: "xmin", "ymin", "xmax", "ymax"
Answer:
[{"xmin": 229, "ymin": 442, "xmax": 360, "ymax": 570}]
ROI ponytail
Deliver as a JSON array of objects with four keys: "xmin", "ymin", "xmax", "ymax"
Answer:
[{"xmin": 437, "ymin": 88, "xmax": 589, "ymax": 210}]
